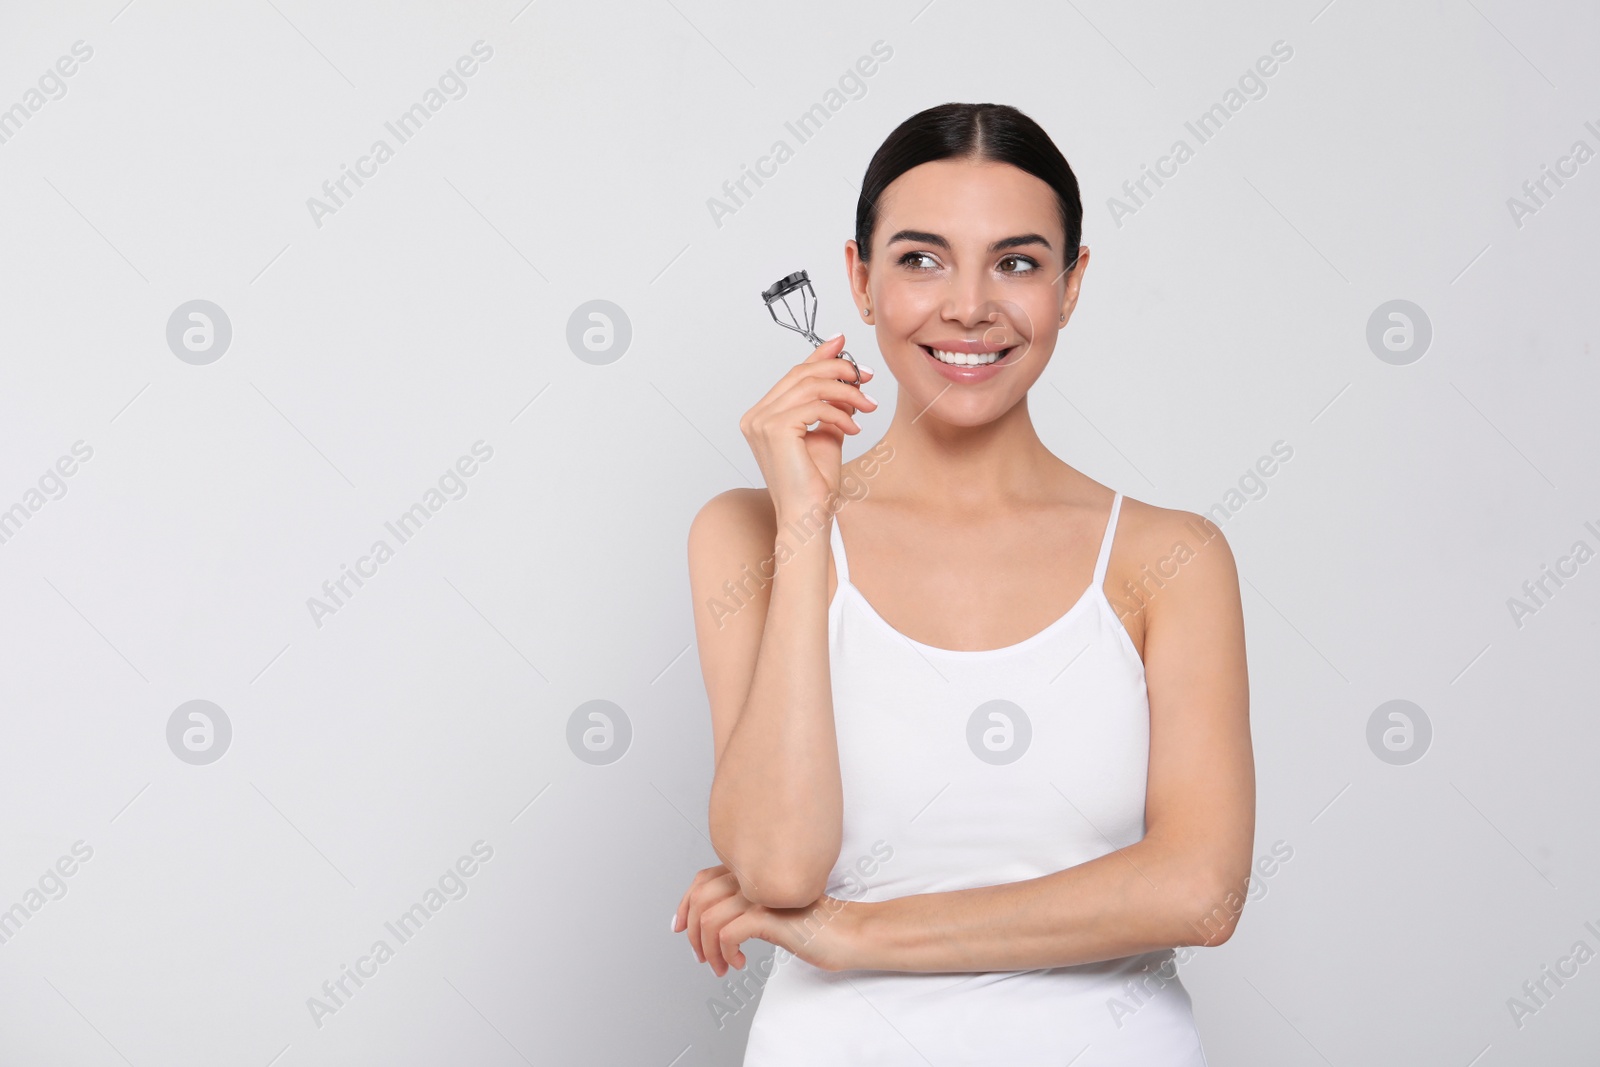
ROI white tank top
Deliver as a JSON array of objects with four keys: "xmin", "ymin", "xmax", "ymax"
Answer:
[{"xmin": 740, "ymin": 491, "xmax": 1209, "ymax": 1066}]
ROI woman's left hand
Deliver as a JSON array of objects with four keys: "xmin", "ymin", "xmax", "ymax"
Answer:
[{"xmin": 673, "ymin": 864, "xmax": 863, "ymax": 977}]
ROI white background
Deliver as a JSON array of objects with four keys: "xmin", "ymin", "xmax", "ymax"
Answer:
[{"xmin": 0, "ymin": 0, "xmax": 1596, "ymax": 1063}]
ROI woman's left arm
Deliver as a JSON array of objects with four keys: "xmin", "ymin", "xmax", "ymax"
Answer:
[
  {"xmin": 695, "ymin": 510, "xmax": 1255, "ymax": 976},
  {"xmin": 842, "ymin": 511, "xmax": 1255, "ymax": 972}
]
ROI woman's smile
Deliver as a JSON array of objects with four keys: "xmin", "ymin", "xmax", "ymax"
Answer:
[{"xmin": 916, "ymin": 336, "xmax": 1023, "ymax": 382}]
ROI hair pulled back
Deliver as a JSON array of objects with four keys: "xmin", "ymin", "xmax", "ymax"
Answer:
[{"xmin": 855, "ymin": 102, "xmax": 1083, "ymax": 268}]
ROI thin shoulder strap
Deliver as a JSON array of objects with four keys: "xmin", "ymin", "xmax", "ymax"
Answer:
[
  {"xmin": 829, "ymin": 516, "xmax": 850, "ymax": 587},
  {"xmin": 1091, "ymin": 492, "xmax": 1123, "ymax": 587}
]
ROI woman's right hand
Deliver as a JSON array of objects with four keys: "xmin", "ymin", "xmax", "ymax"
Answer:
[{"xmin": 739, "ymin": 333, "xmax": 877, "ymax": 518}]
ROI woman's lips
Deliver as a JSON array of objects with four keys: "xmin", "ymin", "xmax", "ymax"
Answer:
[
  {"xmin": 919, "ymin": 343, "xmax": 1016, "ymax": 363},
  {"xmin": 918, "ymin": 343, "xmax": 1018, "ymax": 382}
]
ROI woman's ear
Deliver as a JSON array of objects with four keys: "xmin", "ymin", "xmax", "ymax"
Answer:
[
  {"xmin": 845, "ymin": 239, "xmax": 871, "ymax": 321},
  {"xmin": 1058, "ymin": 244, "xmax": 1090, "ymax": 324}
]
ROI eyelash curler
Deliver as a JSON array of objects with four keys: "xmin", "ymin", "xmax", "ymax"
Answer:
[{"xmin": 760, "ymin": 270, "xmax": 862, "ymax": 388}]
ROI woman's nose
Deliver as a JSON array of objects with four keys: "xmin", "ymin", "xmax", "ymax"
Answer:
[{"xmin": 941, "ymin": 276, "xmax": 1002, "ymax": 327}]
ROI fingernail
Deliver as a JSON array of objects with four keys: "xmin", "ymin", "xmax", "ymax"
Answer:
[
  {"xmin": 859, "ymin": 364, "xmax": 873, "ymax": 376},
  {"xmin": 863, "ymin": 392, "xmax": 878, "ymax": 405},
  {"xmin": 827, "ymin": 332, "xmax": 844, "ymax": 342},
  {"xmin": 670, "ymin": 913, "xmax": 677, "ymax": 932}
]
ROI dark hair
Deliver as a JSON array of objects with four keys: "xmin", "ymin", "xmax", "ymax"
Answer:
[{"xmin": 854, "ymin": 102, "xmax": 1083, "ymax": 267}]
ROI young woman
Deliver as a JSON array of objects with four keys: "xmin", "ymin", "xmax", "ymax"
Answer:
[{"xmin": 676, "ymin": 102, "xmax": 1254, "ymax": 1065}]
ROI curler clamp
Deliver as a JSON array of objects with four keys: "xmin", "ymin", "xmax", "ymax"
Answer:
[{"xmin": 761, "ymin": 270, "xmax": 861, "ymax": 386}]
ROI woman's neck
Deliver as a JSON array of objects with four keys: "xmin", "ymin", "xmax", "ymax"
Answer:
[{"xmin": 856, "ymin": 392, "xmax": 1081, "ymax": 513}]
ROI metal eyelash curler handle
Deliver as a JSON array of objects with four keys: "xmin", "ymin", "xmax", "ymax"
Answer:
[{"xmin": 760, "ymin": 270, "xmax": 861, "ymax": 388}]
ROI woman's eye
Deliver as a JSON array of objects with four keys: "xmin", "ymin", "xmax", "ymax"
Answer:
[{"xmin": 895, "ymin": 251, "xmax": 1037, "ymax": 273}]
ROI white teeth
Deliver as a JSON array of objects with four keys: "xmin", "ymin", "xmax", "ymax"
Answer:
[{"xmin": 928, "ymin": 347, "xmax": 1006, "ymax": 366}]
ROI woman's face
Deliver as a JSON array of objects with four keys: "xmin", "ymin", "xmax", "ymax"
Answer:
[{"xmin": 847, "ymin": 157, "xmax": 1088, "ymax": 425}]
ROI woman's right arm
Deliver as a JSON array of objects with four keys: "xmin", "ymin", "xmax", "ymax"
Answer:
[
  {"xmin": 687, "ymin": 336, "xmax": 876, "ymax": 908},
  {"xmin": 688, "ymin": 489, "xmax": 839, "ymax": 907}
]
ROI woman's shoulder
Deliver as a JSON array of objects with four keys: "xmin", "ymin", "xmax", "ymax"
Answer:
[
  {"xmin": 1106, "ymin": 492, "xmax": 1240, "ymax": 612},
  {"xmin": 1113, "ymin": 492, "xmax": 1230, "ymax": 550},
  {"xmin": 687, "ymin": 487, "xmax": 778, "ymax": 561},
  {"xmin": 692, "ymin": 486, "xmax": 777, "ymax": 525}
]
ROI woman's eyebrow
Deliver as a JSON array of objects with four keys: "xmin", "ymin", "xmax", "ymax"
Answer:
[{"xmin": 886, "ymin": 229, "xmax": 1053, "ymax": 252}]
